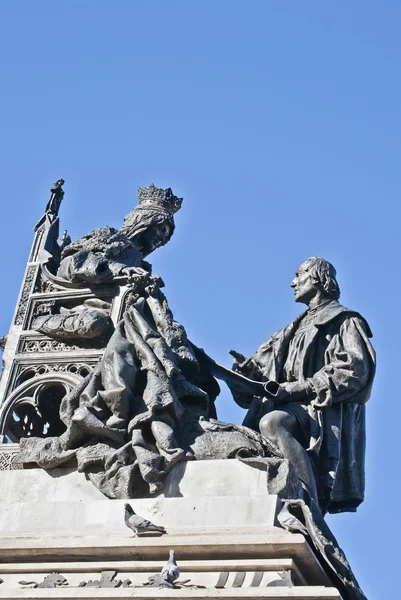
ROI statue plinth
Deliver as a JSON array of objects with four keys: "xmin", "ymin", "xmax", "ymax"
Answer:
[
  {"xmin": 1, "ymin": 460, "xmax": 282, "ymax": 535},
  {"xmin": 0, "ymin": 458, "xmax": 341, "ymax": 597}
]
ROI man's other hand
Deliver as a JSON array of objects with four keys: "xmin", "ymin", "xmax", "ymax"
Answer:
[{"xmin": 273, "ymin": 381, "xmax": 314, "ymax": 403}]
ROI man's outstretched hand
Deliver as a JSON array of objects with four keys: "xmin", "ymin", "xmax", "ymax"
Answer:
[
  {"xmin": 229, "ymin": 349, "xmax": 247, "ymax": 372},
  {"xmin": 270, "ymin": 381, "xmax": 314, "ymax": 404}
]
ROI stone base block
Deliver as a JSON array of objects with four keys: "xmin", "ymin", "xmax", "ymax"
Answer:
[
  {"xmin": 0, "ymin": 589, "xmax": 342, "ymax": 598},
  {"xmin": 0, "ymin": 459, "xmax": 341, "ymax": 598},
  {"xmin": 0, "ymin": 529, "xmax": 339, "ymax": 599},
  {"xmin": 0, "ymin": 460, "xmax": 281, "ymax": 535}
]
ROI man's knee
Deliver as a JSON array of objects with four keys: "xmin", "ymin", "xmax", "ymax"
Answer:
[{"xmin": 259, "ymin": 410, "xmax": 296, "ymax": 442}]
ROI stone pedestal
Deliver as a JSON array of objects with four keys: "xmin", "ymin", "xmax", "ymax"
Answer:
[{"xmin": 0, "ymin": 459, "xmax": 341, "ymax": 599}]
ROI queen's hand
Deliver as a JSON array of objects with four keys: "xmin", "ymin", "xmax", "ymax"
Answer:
[{"xmin": 122, "ymin": 266, "xmax": 148, "ymax": 281}]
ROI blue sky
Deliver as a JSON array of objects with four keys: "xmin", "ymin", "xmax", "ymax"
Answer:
[{"xmin": 1, "ymin": 2, "xmax": 400, "ymax": 597}]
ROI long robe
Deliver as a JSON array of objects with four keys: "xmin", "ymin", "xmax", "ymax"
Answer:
[{"xmin": 240, "ymin": 301, "xmax": 375, "ymax": 514}]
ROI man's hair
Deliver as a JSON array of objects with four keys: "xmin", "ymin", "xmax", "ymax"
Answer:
[{"xmin": 303, "ymin": 257, "xmax": 340, "ymax": 300}]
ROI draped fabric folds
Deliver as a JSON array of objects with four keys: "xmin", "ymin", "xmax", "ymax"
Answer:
[{"xmin": 20, "ymin": 285, "xmax": 214, "ymax": 498}]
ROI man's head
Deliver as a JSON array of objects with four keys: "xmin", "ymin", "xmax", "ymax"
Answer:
[{"xmin": 291, "ymin": 257, "xmax": 340, "ymax": 306}]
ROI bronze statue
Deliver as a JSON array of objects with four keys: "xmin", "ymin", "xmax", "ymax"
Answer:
[
  {"xmin": 45, "ymin": 179, "xmax": 65, "ymax": 216},
  {"xmin": 13, "ymin": 182, "xmax": 375, "ymax": 600},
  {"xmin": 229, "ymin": 257, "xmax": 375, "ymax": 515},
  {"xmin": 58, "ymin": 230, "xmax": 71, "ymax": 252},
  {"xmin": 21, "ymin": 185, "xmax": 275, "ymax": 499},
  {"xmin": 57, "ymin": 184, "xmax": 181, "ymax": 285}
]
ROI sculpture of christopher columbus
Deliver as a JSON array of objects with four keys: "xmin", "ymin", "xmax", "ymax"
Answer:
[{"xmin": 230, "ymin": 257, "xmax": 375, "ymax": 515}]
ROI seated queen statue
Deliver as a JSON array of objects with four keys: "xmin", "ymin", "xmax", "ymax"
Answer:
[
  {"xmin": 56, "ymin": 183, "xmax": 178, "ymax": 285},
  {"xmin": 21, "ymin": 185, "xmax": 277, "ymax": 498}
]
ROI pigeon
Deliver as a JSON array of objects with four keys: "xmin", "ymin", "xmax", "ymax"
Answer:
[
  {"xmin": 143, "ymin": 574, "xmax": 174, "ymax": 589},
  {"xmin": 161, "ymin": 549, "xmax": 180, "ymax": 584},
  {"xmin": 124, "ymin": 503, "xmax": 167, "ymax": 537},
  {"xmin": 277, "ymin": 502, "xmax": 309, "ymax": 537},
  {"xmin": 199, "ymin": 416, "xmax": 235, "ymax": 432}
]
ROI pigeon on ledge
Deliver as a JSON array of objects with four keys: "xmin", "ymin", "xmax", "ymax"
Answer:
[
  {"xmin": 124, "ymin": 503, "xmax": 167, "ymax": 537},
  {"xmin": 277, "ymin": 502, "xmax": 309, "ymax": 536},
  {"xmin": 161, "ymin": 549, "xmax": 180, "ymax": 584}
]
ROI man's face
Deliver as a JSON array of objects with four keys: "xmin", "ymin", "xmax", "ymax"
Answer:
[{"xmin": 291, "ymin": 261, "xmax": 318, "ymax": 305}]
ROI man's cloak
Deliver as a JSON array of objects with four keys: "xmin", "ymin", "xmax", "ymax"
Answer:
[{"xmin": 240, "ymin": 301, "xmax": 375, "ymax": 514}]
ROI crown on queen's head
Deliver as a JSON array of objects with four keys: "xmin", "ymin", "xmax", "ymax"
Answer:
[{"xmin": 137, "ymin": 184, "xmax": 183, "ymax": 215}]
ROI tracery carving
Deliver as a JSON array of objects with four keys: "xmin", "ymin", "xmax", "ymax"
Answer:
[
  {"xmin": 34, "ymin": 271, "xmax": 64, "ymax": 294},
  {"xmin": 8, "ymin": 383, "xmax": 68, "ymax": 439},
  {"xmin": 32, "ymin": 300, "xmax": 56, "ymax": 319},
  {"xmin": 16, "ymin": 362, "xmax": 96, "ymax": 386},
  {"xmin": 0, "ymin": 444, "xmax": 23, "ymax": 470},
  {"xmin": 0, "ymin": 373, "xmax": 80, "ymax": 442},
  {"xmin": 14, "ymin": 266, "xmax": 37, "ymax": 326},
  {"xmin": 21, "ymin": 339, "xmax": 82, "ymax": 353}
]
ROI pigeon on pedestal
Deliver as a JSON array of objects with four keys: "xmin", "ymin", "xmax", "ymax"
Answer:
[
  {"xmin": 161, "ymin": 549, "xmax": 180, "ymax": 584},
  {"xmin": 277, "ymin": 502, "xmax": 309, "ymax": 536},
  {"xmin": 124, "ymin": 503, "xmax": 167, "ymax": 537}
]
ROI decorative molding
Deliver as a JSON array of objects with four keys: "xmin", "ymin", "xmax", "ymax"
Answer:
[
  {"xmin": 17, "ymin": 334, "xmax": 107, "ymax": 355},
  {"xmin": 0, "ymin": 372, "xmax": 80, "ymax": 441},
  {"xmin": 16, "ymin": 362, "xmax": 96, "ymax": 385},
  {"xmin": 0, "ymin": 444, "xmax": 22, "ymax": 470},
  {"xmin": 1, "ymin": 355, "xmax": 100, "ymax": 402},
  {"xmin": 20, "ymin": 339, "xmax": 82, "ymax": 353},
  {"xmin": 32, "ymin": 300, "xmax": 56, "ymax": 319},
  {"xmin": 14, "ymin": 266, "xmax": 37, "ymax": 326},
  {"xmin": 34, "ymin": 271, "xmax": 65, "ymax": 294},
  {"xmin": 19, "ymin": 573, "xmax": 68, "ymax": 589},
  {"xmin": 29, "ymin": 228, "xmax": 44, "ymax": 262}
]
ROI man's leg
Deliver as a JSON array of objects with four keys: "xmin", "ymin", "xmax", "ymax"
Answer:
[{"xmin": 259, "ymin": 408, "xmax": 318, "ymax": 503}]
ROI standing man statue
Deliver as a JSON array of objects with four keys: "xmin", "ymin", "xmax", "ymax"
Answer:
[
  {"xmin": 45, "ymin": 179, "xmax": 65, "ymax": 216},
  {"xmin": 230, "ymin": 257, "xmax": 375, "ymax": 515}
]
